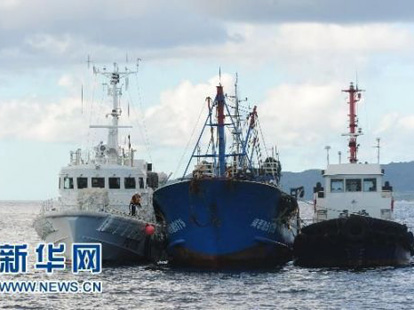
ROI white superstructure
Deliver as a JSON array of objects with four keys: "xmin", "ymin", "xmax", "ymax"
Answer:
[{"xmin": 314, "ymin": 163, "xmax": 393, "ymax": 222}]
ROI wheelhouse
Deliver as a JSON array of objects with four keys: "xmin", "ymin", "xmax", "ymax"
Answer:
[{"xmin": 314, "ymin": 163, "xmax": 393, "ymax": 222}]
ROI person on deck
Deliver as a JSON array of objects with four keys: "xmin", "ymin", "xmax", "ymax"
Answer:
[{"xmin": 129, "ymin": 193, "xmax": 141, "ymax": 216}]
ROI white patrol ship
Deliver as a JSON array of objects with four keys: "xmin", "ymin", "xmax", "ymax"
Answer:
[{"xmin": 34, "ymin": 62, "xmax": 164, "ymax": 264}]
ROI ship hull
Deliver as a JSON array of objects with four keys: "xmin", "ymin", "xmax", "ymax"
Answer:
[
  {"xmin": 33, "ymin": 211, "xmax": 164, "ymax": 264},
  {"xmin": 293, "ymin": 215, "xmax": 414, "ymax": 268},
  {"xmin": 153, "ymin": 178, "xmax": 299, "ymax": 269}
]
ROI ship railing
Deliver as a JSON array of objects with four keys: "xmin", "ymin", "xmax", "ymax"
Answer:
[
  {"xmin": 41, "ymin": 199, "xmax": 155, "ymax": 221},
  {"xmin": 41, "ymin": 198, "xmax": 118, "ymax": 214},
  {"xmin": 315, "ymin": 209, "xmax": 328, "ymax": 222},
  {"xmin": 41, "ymin": 199, "xmax": 78, "ymax": 213},
  {"xmin": 105, "ymin": 206, "xmax": 130, "ymax": 217},
  {"xmin": 86, "ymin": 152, "xmax": 133, "ymax": 167}
]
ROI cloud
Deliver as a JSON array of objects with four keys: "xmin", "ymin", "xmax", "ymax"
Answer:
[
  {"xmin": 125, "ymin": 23, "xmax": 414, "ymax": 85},
  {"xmin": 0, "ymin": 97, "xmax": 86, "ymax": 142},
  {"xmin": 374, "ymin": 112, "xmax": 400, "ymax": 134},
  {"xmin": 0, "ymin": 0, "xmax": 228, "ymax": 59},
  {"xmin": 142, "ymin": 74, "xmax": 235, "ymax": 147},
  {"xmin": 191, "ymin": 0, "xmax": 414, "ymax": 24},
  {"xmin": 366, "ymin": 112, "xmax": 414, "ymax": 164},
  {"xmin": 184, "ymin": 23, "xmax": 412, "ymax": 65},
  {"xmin": 1, "ymin": 69, "xmax": 414, "ymax": 179},
  {"xmin": 136, "ymin": 77, "xmax": 353, "ymax": 171},
  {"xmin": 256, "ymin": 82, "xmax": 351, "ymax": 170},
  {"xmin": 397, "ymin": 115, "xmax": 414, "ymax": 131},
  {"xmin": 0, "ymin": 72, "xmax": 234, "ymax": 146},
  {"xmin": 259, "ymin": 82, "xmax": 345, "ymax": 146},
  {"xmin": 25, "ymin": 34, "xmax": 74, "ymax": 55},
  {"xmin": 2, "ymin": 0, "xmax": 413, "ymax": 74},
  {"xmin": 275, "ymin": 23, "xmax": 410, "ymax": 53},
  {"xmin": 139, "ymin": 77, "xmax": 414, "ymax": 172}
]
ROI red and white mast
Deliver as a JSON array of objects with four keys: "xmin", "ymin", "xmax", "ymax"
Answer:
[{"xmin": 342, "ymin": 82, "xmax": 363, "ymax": 164}]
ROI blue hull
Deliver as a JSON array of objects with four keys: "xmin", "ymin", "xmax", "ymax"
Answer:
[{"xmin": 153, "ymin": 179, "xmax": 299, "ymax": 269}]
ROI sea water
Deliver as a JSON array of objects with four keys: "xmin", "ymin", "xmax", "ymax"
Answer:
[{"xmin": 1, "ymin": 201, "xmax": 413, "ymax": 310}]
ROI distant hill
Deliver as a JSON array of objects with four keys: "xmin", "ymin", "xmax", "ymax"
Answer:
[
  {"xmin": 280, "ymin": 161, "xmax": 414, "ymax": 201},
  {"xmin": 381, "ymin": 161, "xmax": 414, "ymax": 200},
  {"xmin": 280, "ymin": 169, "xmax": 323, "ymax": 201}
]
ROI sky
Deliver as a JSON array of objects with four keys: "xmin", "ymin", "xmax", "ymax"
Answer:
[{"xmin": 2, "ymin": 0, "xmax": 414, "ymax": 199}]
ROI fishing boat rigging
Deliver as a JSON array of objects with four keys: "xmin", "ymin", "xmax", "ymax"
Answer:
[{"xmin": 154, "ymin": 75, "xmax": 299, "ymax": 269}]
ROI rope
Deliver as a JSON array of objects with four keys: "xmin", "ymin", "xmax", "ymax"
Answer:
[
  {"xmin": 85, "ymin": 74, "xmax": 105, "ymax": 159},
  {"xmin": 257, "ymin": 119, "xmax": 270, "ymax": 160},
  {"xmin": 126, "ymin": 72, "xmax": 153, "ymax": 162},
  {"xmin": 173, "ymin": 100, "xmax": 206, "ymax": 178}
]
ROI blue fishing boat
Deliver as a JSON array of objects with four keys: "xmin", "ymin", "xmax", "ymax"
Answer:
[{"xmin": 153, "ymin": 78, "xmax": 300, "ymax": 269}]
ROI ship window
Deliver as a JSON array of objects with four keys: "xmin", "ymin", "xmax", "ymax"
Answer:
[
  {"xmin": 77, "ymin": 177, "xmax": 88, "ymax": 189},
  {"xmin": 109, "ymin": 177, "xmax": 120, "ymax": 189},
  {"xmin": 346, "ymin": 179, "xmax": 361, "ymax": 192},
  {"xmin": 63, "ymin": 177, "xmax": 74, "ymax": 189},
  {"xmin": 330, "ymin": 179, "xmax": 344, "ymax": 193},
  {"xmin": 363, "ymin": 178, "xmax": 377, "ymax": 192},
  {"xmin": 139, "ymin": 177, "xmax": 144, "ymax": 189},
  {"xmin": 59, "ymin": 177, "xmax": 61, "ymax": 189},
  {"xmin": 124, "ymin": 177, "xmax": 136, "ymax": 189},
  {"xmin": 92, "ymin": 177, "xmax": 105, "ymax": 188}
]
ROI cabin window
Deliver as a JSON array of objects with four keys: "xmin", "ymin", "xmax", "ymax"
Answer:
[
  {"xmin": 346, "ymin": 179, "xmax": 361, "ymax": 192},
  {"xmin": 63, "ymin": 177, "xmax": 74, "ymax": 189},
  {"xmin": 59, "ymin": 177, "xmax": 61, "ymax": 189},
  {"xmin": 139, "ymin": 177, "xmax": 144, "ymax": 189},
  {"xmin": 92, "ymin": 177, "xmax": 105, "ymax": 188},
  {"xmin": 109, "ymin": 177, "xmax": 120, "ymax": 189},
  {"xmin": 330, "ymin": 179, "xmax": 344, "ymax": 193},
  {"xmin": 124, "ymin": 177, "xmax": 136, "ymax": 189},
  {"xmin": 363, "ymin": 178, "xmax": 377, "ymax": 192},
  {"xmin": 77, "ymin": 177, "xmax": 88, "ymax": 189}
]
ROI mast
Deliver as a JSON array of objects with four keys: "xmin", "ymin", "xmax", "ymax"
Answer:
[
  {"xmin": 375, "ymin": 137, "xmax": 381, "ymax": 164},
  {"xmin": 90, "ymin": 63, "xmax": 137, "ymax": 162},
  {"xmin": 109, "ymin": 69, "xmax": 121, "ymax": 150},
  {"xmin": 216, "ymin": 85, "xmax": 226, "ymax": 176},
  {"xmin": 228, "ymin": 73, "xmax": 246, "ymax": 171},
  {"xmin": 234, "ymin": 74, "xmax": 241, "ymax": 159},
  {"xmin": 183, "ymin": 79, "xmax": 258, "ymax": 179},
  {"xmin": 342, "ymin": 82, "xmax": 363, "ymax": 164},
  {"xmin": 325, "ymin": 145, "xmax": 331, "ymax": 165}
]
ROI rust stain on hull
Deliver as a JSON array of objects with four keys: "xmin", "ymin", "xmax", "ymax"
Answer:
[{"xmin": 169, "ymin": 244, "xmax": 292, "ymax": 270}]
